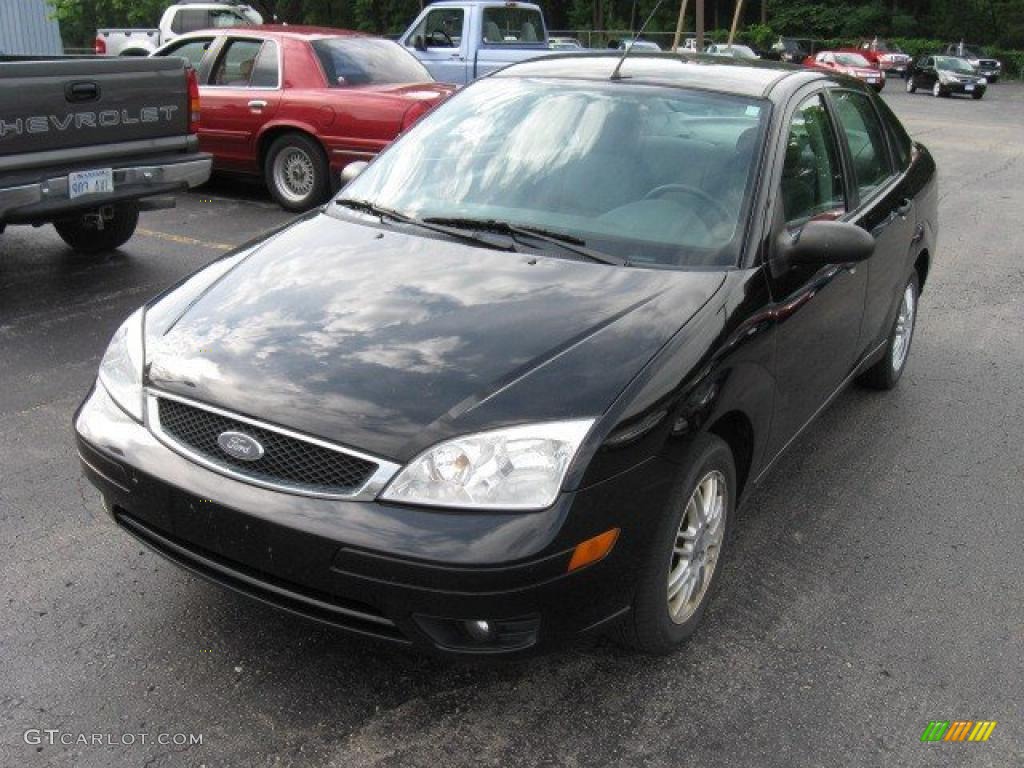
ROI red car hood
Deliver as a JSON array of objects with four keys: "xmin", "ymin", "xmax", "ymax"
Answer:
[{"xmin": 840, "ymin": 66, "xmax": 881, "ymax": 78}]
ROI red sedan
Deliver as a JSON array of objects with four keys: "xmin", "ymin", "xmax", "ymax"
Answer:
[
  {"xmin": 803, "ymin": 51, "xmax": 886, "ymax": 92},
  {"xmin": 154, "ymin": 27, "xmax": 454, "ymax": 210}
]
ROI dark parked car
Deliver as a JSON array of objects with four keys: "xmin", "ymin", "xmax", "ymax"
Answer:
[
  {"xmin": 766, "ymin": 36, "xmax": 808, "ymax": 63},
  {"xmin": 907, "ymin": 55, "xmax": 987, "ymax": 99},
  {"xmin": 76, "ymin": 54, "xmax": 937, "ymax": 657},
  {"xmin": 943, "ymin": 43, "xmax": 1002, "ymax": 81}
]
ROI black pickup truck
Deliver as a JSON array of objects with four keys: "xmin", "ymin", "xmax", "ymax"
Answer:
[{"xmin": 0, "ymin": 56, "xmax": 211, "ymax": 252}]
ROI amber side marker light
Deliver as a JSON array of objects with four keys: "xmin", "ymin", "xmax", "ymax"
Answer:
[{"xmin": 568, "ymin": 528, "xmax": 620, "ymax": 573}]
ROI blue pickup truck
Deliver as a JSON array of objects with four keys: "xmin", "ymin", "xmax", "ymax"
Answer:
[{"xmin": 399, "ymin": 0, "xmax": 551, "ymax": 85}]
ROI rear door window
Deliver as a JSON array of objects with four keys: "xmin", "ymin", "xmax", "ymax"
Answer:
[
  {"xmin": 250, "ymin": 40, "xmax": 279, "ymax": 87},
  {"xmin": 210, "ymin": 39, "xmax": 264, "ymax": 86},
  {"xmin": 830, "ymin": 90, "xmax": 894, "ymax": 200}
]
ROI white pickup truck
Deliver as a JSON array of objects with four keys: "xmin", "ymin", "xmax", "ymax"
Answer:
[{"xmin": 95, "ymin": 1, "xmax": 262, "ymax": 57}]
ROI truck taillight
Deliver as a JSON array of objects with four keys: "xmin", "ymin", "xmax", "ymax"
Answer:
[
  {"xmin": 94, "ymin": 36, "xmax": 106, "ymax": 55},
  {"xmin": 187, "ymin": 68, "xmax": 201, "ymax": 133}
]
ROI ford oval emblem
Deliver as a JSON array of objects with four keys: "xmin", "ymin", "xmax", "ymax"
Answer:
[{"xmin": 217, "ymin": 431, "xmax": 265, "ymax": 462}]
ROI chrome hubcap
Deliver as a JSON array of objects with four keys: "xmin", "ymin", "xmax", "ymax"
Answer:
[
  {"xmin": 891, "ymin": 283, "xmax": 915, "ymax": 372},
  {"xmin": 273, "ymin": 147, "xmax": 315, "ymax": 203},
  {"xmin": 667, "ymin": 470, "xmax": 727, "ymax": 624}
]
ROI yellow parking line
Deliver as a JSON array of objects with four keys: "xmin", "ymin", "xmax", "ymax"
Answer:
[{"xmin": 137, "ymin": 227, "xmax": 233, "ymax": 252}]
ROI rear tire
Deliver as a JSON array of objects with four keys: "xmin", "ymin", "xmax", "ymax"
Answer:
[
  {"xmin": 53, "ymin": 202, "xmax": 139, "ymax": 253},
  {"xmin": 906, "ymin": 76, "xmax": 917, "ymax": 94},
  {"xmin": 264, "ymin": 132, "xmax": 330, "ymax": 212},
  {"xmin": 858, "ymin": 272, "xmax": 920, "ymax": 390},
  {"xmin": 612, "ymin": 434, "xmax": 736, "ymax": 654}
]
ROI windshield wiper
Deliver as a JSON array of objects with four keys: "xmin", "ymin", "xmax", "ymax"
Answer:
[
  {"xmin": 422, "ymin": 217, "xmax": 628, "ymax": 266},
  {"xmin": 335, "ymin": 199, "xmax": 515, "ymax": 252}
]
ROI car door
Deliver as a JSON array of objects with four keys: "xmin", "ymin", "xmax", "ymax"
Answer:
[
  {"xmin": 828, "ymin": 88, "xmax": 914, "ymax": 352},
  {"xmin": 917, "ymin": 56, "xmax": 937, "ymax": 87},
  {"xmin": 200, "ymin": 36, "xmax": 283, "ymax": 172},
  {"xmin": 763, "ymin": 88, "xmax": 868, "ymax": 458},
  {"xmin": 402, "ymin": 6, "xmax": 468, "ymax": 83}
]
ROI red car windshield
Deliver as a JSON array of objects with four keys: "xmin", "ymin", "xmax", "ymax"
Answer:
[{"xmin": 312, "ymin": 38, "xmax": 432, "ymax": 86}]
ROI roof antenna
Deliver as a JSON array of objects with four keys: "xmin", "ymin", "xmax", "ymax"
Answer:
[{"xmin": 611, "ymin": 0, "xmax": 667, "ymax": 81}]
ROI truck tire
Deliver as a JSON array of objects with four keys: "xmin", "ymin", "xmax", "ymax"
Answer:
[
  {"xmin": 54, "ymin": 203, "xmax": 139, "ymax": 254},
  {"xmin": 264, "ymin": 133, "xmax": 330, "ymax": 212}
]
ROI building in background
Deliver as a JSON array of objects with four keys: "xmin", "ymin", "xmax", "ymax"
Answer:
[{"xmin": 0, "ymin": 0, "xmax": 64, "ymax": 55}]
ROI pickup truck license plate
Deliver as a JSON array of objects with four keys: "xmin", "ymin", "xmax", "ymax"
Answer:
[
  {"xmin": 965, "ymin": 84, "xmax": 976, "ymax": 92},
  {"xmin": 69, "ymin": 168, "xmax": 113, "ymax": 199}
]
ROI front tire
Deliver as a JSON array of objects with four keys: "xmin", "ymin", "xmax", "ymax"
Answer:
[
  {"xmin": 858, "ymin": 273, "xmax": 920, "ymax": 390},
  {"xmin": 264, "ymin": 133, "xmax": 330, "ymax": 212},
  {"xmin": 932, "ymin": 81, "xmax": 943, "ymax": 97},
  {"xmin": 613, "ymin": 435, "xmax": 736, "ymax": 654},
  {"xmin": 972, "ymin": 91, "xmax": 984, "ymax": 100},
  {"xmin": 53, "ymin": 202, "xmax": 139, "ymax": 253}
]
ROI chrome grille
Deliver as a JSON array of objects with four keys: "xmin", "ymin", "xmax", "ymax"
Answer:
[{"xmin": 155, "ymin": 397, "xmax": 378, "ymax": 495}]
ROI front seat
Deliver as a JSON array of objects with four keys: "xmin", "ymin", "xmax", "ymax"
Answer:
[
  {"xmin": 484, "ymin": 21, "xmax": 502, "ymax": 43},
  {"xmin": 521, "ymin": 22, "xmax": 538, "ymax": 42}
]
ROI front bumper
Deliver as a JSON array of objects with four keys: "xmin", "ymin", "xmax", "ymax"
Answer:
[
  {"xmin": 942, "ymin": 80, "xmax": 987, "ymax": 96},
  {"xmin": 0, "ymin": 154, "xmax": 211, "ymax": 225},
  {"xmin": 75, "ymin": 384, "xmax": 674, "ymax": 656}
]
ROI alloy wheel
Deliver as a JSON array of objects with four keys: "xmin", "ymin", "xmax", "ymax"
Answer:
[
  {"xmin": 667, "ymin": 470, "xmax": 727, "ymax": 624},
  {"xmin": 273, "ymin": 147, "xmax": 316, "ymax": 205},
  {"xmin": 891, "ymin": 282, "xmax": 916, "ymax": 373}
]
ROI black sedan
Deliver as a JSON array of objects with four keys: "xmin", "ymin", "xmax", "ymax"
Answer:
[
  {"xmin": 907, "ymin": 55, "xmax": 987, "ymax": 99},
  {"xmin": 76, "ymin": 54, "xmax": 937, "ymax": 656}
]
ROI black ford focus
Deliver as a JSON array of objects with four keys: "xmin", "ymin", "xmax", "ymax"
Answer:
[{"xmin": 76, "ymin": 54, "xmax": 937, "ymax": 656}]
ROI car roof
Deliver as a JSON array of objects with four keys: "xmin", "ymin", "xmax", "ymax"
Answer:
[
  {"xmin": 213, "ymin": 25, "xmax": 366, "ymax": 41},
  {"xmin": 494, "ymin": 52, "xmax": 820, "ymax": 99}
]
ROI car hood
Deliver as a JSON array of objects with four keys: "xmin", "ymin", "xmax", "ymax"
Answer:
[{"xmin": 145, "ymin": 214, "xmax": 725, "ymax": 462}]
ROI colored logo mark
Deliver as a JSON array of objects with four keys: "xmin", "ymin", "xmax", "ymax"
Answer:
[{"xmin": 920, "ymin": 720, "xmax": 997, "ymax": 742}]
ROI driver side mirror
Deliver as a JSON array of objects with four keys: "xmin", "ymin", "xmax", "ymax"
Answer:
[
  {"xmin": 775, "ymin": 220, "xmax": 875, "ymax": 268},
  {"xmin": 413, "ymin": 34, "xmax": 427, "ymax": 51},
  {"xmin": 339, "ymin": 160, "xmax": 369, "ymax": 188}
]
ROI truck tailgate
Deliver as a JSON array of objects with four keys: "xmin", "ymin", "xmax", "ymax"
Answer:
[{"xmin": 0, "ymin": 57, "xmax": 189, "ymax": 158}]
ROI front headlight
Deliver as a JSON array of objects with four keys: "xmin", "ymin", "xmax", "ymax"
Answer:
[
  {"xmin": 380, "ymin": 419, "xmax": 594, "ymax": 510},
  {"xmin": 98, "ymin": 308, "xmax": 145, "ymax": 422},
  {"xmin": 979, "ymin": 77, "xmax": 988, "ymax": 85}
]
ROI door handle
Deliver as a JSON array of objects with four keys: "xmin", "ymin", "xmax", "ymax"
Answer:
[
  {"xmin": 449, "ymin": 53, "xmax": 464, "ymax": 60},
  {"xmin": 895, "ymin": 198, "xmax": 913, "ymax": 218},
  {"xmin": 248, "ymin": 99, "xmax": 268, "ymax": 110}
]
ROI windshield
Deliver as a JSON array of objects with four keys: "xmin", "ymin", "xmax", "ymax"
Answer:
[
  {"xmin": 935, "ymin": 56, "xmax": 975, "ymax": 74},
  {"xmin": 835, "ymin": 53, "xmax": 870, "ymax": 67},
  {"xmin": 336, "ymin": 78, "xmax": 768, "ymax": 269},
  {"xmin": 312, "ymin": 38, "xmax": 432, "ymax": 86}
]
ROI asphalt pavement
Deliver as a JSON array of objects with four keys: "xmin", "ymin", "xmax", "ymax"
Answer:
[{"xmin": 2, "ymin": 83, "xmax": 1022, "ymax": 768}]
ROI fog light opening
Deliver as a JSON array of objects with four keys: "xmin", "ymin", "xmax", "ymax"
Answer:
[{"xmin": 464, "ymin": 619, "xmax": 494, "ymax": 642}]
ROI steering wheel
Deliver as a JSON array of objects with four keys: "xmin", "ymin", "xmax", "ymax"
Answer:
[
  {"xmin": 428, "ymin": 29, "xmax": 454, "ymax": 47},
  {"xmin": 643, "ymin": 184, "xmax": 733, "ymax": 226}
]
